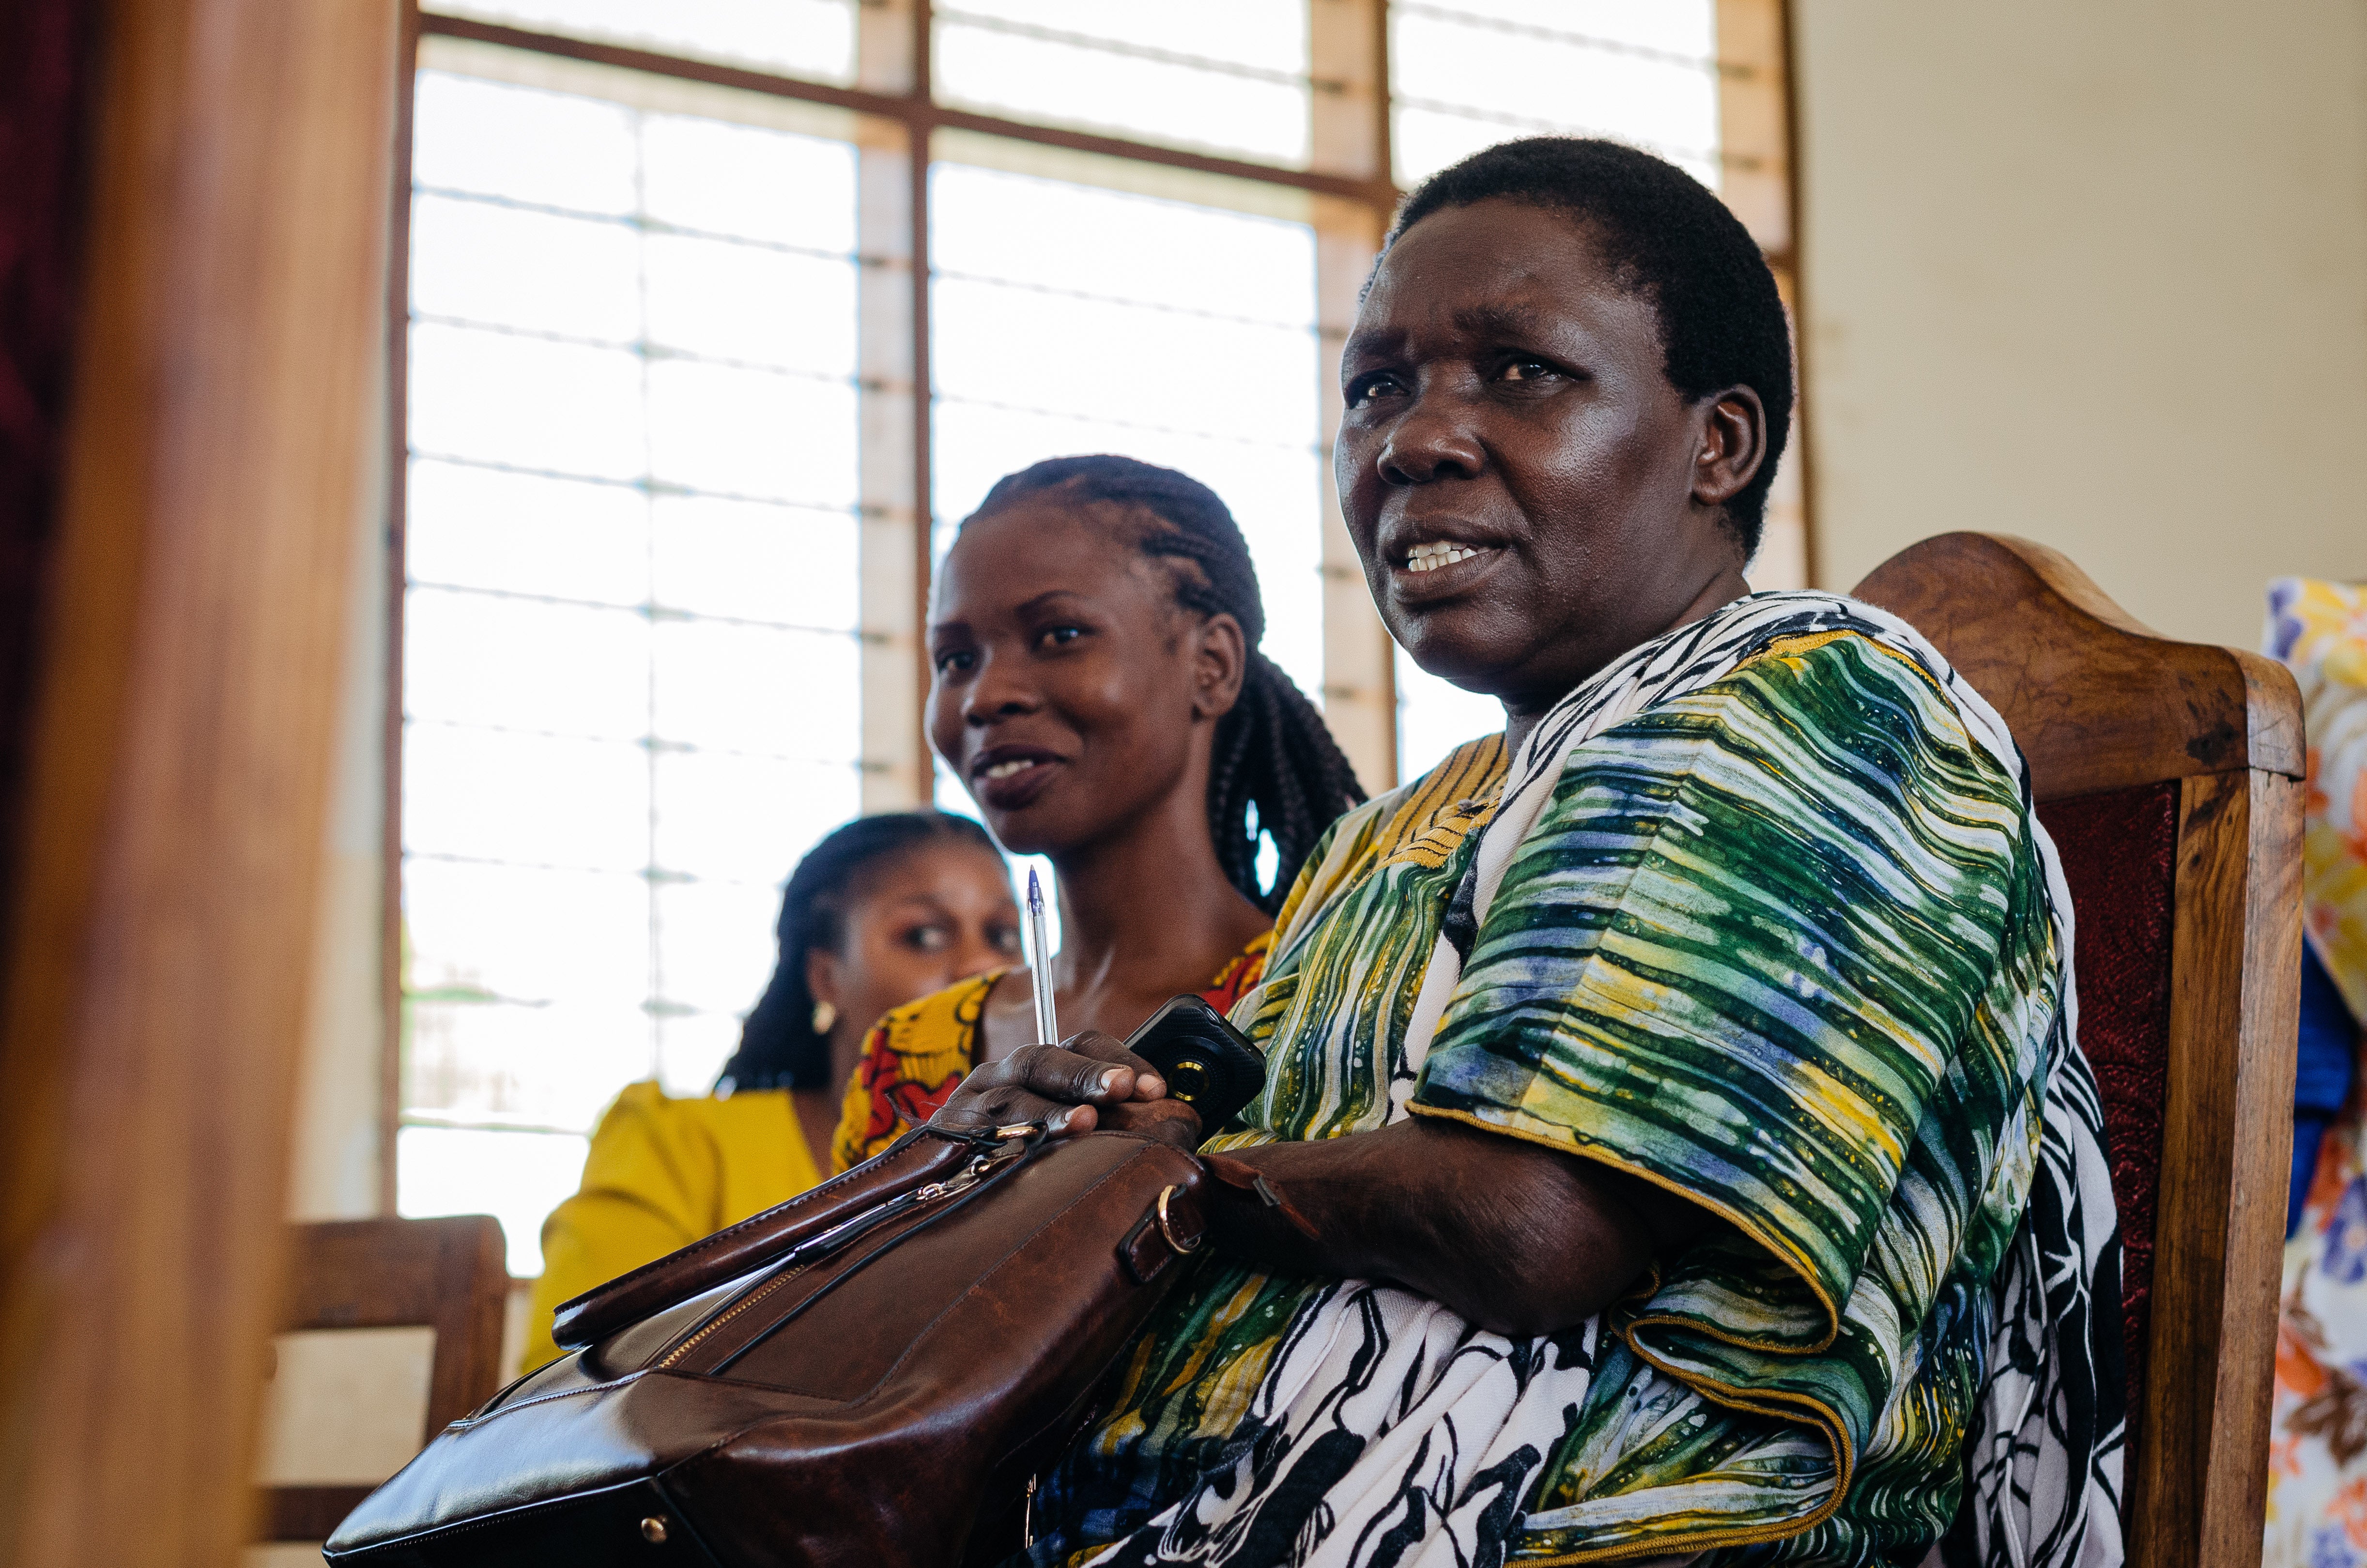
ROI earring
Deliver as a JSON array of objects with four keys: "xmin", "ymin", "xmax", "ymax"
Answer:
[{"xmin": 811, "ymin": 999, "xmax": 838, "ymax": 1035}]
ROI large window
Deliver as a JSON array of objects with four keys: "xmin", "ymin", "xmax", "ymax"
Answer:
[{"xmin": 394, "ymin": 0, "xmax": 1799, "ymax": 1272}]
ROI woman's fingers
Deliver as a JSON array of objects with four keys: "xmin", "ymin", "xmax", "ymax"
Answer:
[
  {"xmin": 1048, "ymin": 1029, "xmax": 1168, "ymax": 1101},
  {"xmin": 928, "ymin": 1032, "xmax": 1164, "ymax": 1139},
  {"xmin": 928, "ymin": 1073, "xmax": 1096, "ymax": 1137},
  {"xmin": 984, "ymin": 1041, "xmax": 1123, "ymax": 1106}
]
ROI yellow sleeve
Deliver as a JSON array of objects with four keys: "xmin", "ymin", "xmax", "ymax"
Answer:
[{"xmin": 517, "ymin": 1081, "xmax": 817, "ymax": 1374}]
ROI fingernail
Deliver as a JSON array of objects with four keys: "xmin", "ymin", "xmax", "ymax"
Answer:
[
  {"xmin": 1098, "ymin": 1069, "xmax": 1125, "ymax": 1096},
  {"xmin": 1137, "ymin": 1074, "xmax": 1166, "ymax": 1098}
]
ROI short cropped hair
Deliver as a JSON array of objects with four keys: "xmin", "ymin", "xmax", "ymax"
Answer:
[{"xmin": 1386, "ymin": 138, "xmax": 1793, "ymax": 553}]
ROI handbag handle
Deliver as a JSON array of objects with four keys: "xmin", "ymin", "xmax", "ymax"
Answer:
[{"xmin": 551, "ymin": 1123, "xmax": 1019, "ymax": 1351}]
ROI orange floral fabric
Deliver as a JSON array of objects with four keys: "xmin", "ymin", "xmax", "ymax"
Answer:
[
  {"xmin": 2265, "ymin": 578, "xmax": 2367, "ymax": 1566},
  {"xmin": 830, "ymin": 931, "xmax": 1272, "ymax": 1173}
]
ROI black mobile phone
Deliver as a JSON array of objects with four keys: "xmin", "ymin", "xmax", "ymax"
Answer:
[{"xmin": 1121, "ymin": 994, "xmax": 1267, "ymax": 1134}]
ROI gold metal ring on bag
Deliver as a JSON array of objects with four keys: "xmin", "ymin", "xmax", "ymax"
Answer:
[{"xmin": 1155, "ymin": 1185, "xmax": 1202, "ymax": 1254}]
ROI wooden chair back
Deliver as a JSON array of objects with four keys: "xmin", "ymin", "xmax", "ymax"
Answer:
[
  {"xmin": 1853, "ymin": 532, "xmax": 2304, "ymax": 1568},
  {"xmin": 257, "ymin": 1214, "xmax": 508, "ymax": 1543}
]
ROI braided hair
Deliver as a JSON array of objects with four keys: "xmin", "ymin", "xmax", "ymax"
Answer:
[
  {"xmin": 715, "ymin": 811, "xmax": 1004, "ymax": 1094},
  {"xmin": 965, "ymin": 455, "xmax": 1366, "ymax": 912}
]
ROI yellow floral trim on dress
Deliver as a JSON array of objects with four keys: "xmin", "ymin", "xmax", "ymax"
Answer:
[{"xmin": 830, "ymin": 931, "xmax": 1274, "ymax": 1173}]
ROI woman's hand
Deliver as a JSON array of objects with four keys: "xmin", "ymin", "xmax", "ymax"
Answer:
[{"xmin": 931, "ymin": 1030, "xmax": 1199, "ymax": 1146}]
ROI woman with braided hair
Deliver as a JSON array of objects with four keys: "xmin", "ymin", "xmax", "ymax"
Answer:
[{"xmin": 830, "ymin": 454, "xmax": 1365, "ymax": 1169}]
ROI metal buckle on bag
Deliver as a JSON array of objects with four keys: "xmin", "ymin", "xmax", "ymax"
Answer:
[
  {"xmin": 912, "ymin": 1129, "xmax": 1038, "ymax": 1204},
  {"xmin": 1154, "ymin": 1185, "xmax": 1202, "ymax": 1255},
  {"xmin": 912, "ymin": 1154, "xmax": 992, "ymax": 1204}
]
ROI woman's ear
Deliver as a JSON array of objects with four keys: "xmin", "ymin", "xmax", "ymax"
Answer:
[
  {"xmin": 1191, "ymin": 612, "xmax": 1249, "ymax": 723},
  {"xmin": 804, "ymin": 947, "xmax": 845, "ymax": 1020},
  {"xmin": 1690, "ymin": 385, "xmax": 1767, "ymax": 511}
]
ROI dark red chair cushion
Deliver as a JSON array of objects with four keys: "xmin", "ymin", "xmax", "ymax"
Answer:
[{"xmin": 2036, "ymin": 781, "xmax": 2179, "ymax": 1457}]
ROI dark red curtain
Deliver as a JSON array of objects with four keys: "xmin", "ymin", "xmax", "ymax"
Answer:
[{"xmin": 2037, "ymin": 781, "xmax": 2180, "ymax": 1462}]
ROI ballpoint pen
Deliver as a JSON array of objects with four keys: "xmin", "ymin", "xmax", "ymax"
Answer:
[{"xmin": 1026, "ymin": 868, "xmax": 1059, "ymax": 1047}]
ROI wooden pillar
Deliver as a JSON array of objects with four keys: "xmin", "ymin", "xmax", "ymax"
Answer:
[
  {"xmin": 1717, "ymin": 0, "xmax": 1812, "ymax": 590},
  {"xmin": 1310, "ymin": 0, "xmax": 1399, "ymax": 793},
  {"xmin": 0, "ymin": 0, "xmax": 399, "ymax": 1561},
  {"xmin": 856, "ymin": 0, "xmax": 928, "ymax": 811}
]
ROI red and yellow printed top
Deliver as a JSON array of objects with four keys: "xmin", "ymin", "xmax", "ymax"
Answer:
[{"xmin": 829, "ymin": 932, "xmax": 1273, "ymax": 1173}]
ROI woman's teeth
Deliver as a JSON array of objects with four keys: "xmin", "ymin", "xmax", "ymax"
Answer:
[
  {"xmin": 982, "ymin": 759, "xmax": 1036, "ymax": 781},
  {"xmin": 1404, "ymin": 541, "xmax": 1484, "ymax": 573}
]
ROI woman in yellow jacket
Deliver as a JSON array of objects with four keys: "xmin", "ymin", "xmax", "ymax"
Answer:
[{"xmin": 517, "ymin": 811, "xmax": 1020, "ymax": 1372}]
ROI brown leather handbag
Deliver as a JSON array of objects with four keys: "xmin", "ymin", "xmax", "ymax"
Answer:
[{"xmin": 323, "ymin": 1122, "xmax": 1226, "ymax": 1568}]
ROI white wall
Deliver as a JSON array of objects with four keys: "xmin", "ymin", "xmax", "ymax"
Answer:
[
  {"xmin": 288, "ymin": 378, "xmax": 388, "ymax": 1222},
  {"xmin": 1793, "ymin": 1, "xmax": 2367, "ymax": 649}
]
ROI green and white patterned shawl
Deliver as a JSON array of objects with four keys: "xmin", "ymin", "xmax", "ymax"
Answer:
[{"xmin": 1023, "ymin": 592, "xmax": 2124, "ymax": 1568}]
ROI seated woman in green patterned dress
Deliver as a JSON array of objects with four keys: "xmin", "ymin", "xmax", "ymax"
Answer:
[{"xmin": 935, "ymin": 137, "xmax": 2125, "ymax": 1568}]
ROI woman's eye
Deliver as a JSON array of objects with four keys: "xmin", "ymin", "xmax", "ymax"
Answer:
[
  {"xmin": 903, "ymin": 924, "xmax": 952, "ymax": 953},
  {"xmin": 1346, "ymin": 372, "xmax": 1404, "ymax": 408},
  {"xmin": 1496, "ymin": 356, "xmax": 1555, "ymax": 384},
  {"xmin": 990, "ymin": 925, "xmax": 1023, "ymax": 954},
  {"xmin": 933, "ymin": 648, "xmax": 976, "ymax": 674},
  {"xmin": 1036, "ymin": 626, "xmax": 1083, "ymax": 651}
]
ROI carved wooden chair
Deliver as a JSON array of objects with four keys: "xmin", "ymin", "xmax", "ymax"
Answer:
[
  {"xmin": 1854, "ymin": 533, "xmax": 2304, "ymax": 1568},
  {"xmin": 256, "ymin": 1214, "xmax": 508, "ymax": 1546}
]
